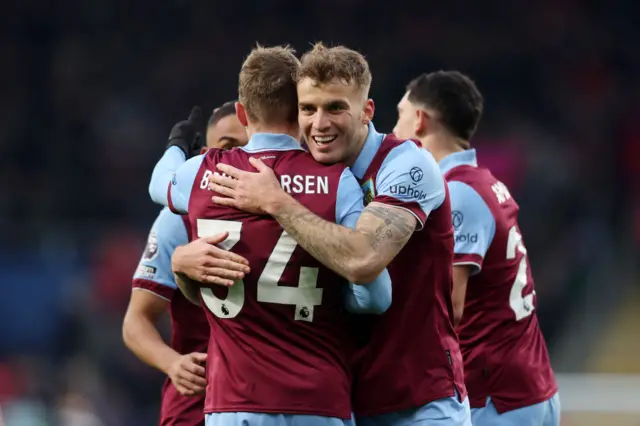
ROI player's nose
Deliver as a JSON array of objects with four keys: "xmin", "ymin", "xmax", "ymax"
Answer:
[{"xmin": 312, "ymin": 110, "xmax": 331, "ymax": 131}]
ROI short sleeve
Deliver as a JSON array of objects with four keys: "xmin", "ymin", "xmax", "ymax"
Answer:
[
  {"xmin": 448, "ymin": 181, "xmax": 496, "ymax": 274},
  {"xmin": 374, "ymin": 142, "xmax": 445, "ymax": 230},
  {"xmin": 335, "ymin": 167, "xmax": 365, "ymax": 229},
  {"xmin": 132, "ymin": 207, "xmax": 189, "ymax": 300},
  {"xmin": 148, "ymin": 147, "xmax": 204, "ymax": 214}
]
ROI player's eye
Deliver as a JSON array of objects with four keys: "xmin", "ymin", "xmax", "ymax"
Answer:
[{"xmin": 299, "ymin": 105, "xmax": 315, "ymax": 113}]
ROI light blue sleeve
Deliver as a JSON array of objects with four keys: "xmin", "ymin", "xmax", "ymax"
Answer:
[
  {"xmin": 448, "ymin": 181, "xmax": 496, "ymax": 274},
  {"xmin": 334, "ymin": 169, "xmax": 392, "ymax": 314},
  {"xmin": 148, "ymin": 146, "xmax": 204, "ymax": 214},
  {"xmin": 376, "ymin": 142, "xmax": 446, "ymax": 229},
  {"xmin": 132, "ymin": 207, "xmax": 189, "ymax": 296},
  {"xmin": 335, "ymin": 167, "xmax": 364, "ymax": 227}
]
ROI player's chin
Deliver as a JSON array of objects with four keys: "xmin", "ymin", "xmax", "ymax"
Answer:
[
  {"xmin": 309, "ymin": 149, "xmax": 342, "ymax": 165},
  {"xmin": 308, "ymin": 141, "xmax": 344, "ymax": 165}
]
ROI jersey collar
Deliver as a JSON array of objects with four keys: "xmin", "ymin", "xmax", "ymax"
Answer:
[
  {"xmin": 439, "ymin": 149, "xmax": 478, "ymax": 174},
  {"xmin": 241, "ymin": 133, "xmax": 305, "ymax": 153},
  {"xmin": 352, "ymin": 122, "xmax": 385, "ymax": 180}
]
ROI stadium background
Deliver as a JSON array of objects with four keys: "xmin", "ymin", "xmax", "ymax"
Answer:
[{"xmin": 1, "ymin": 1, "xmax": 638, "ymax": 425}]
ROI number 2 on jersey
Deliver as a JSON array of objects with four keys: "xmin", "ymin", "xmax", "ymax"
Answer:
[
  {"xmin": 506, "ymin": 226, "xmax": 535, "ymax": 321},
  {"xmin": 197, "ymin": 219, "xmax": 323, "ymax": 322}
]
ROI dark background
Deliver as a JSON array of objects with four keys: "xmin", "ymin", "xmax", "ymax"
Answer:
[{"xmin": 1, "ymin": 1, "xmax": 639, "ymax": 424}]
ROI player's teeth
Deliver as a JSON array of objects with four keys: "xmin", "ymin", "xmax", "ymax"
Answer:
[{"xmin": 314, "ymin": 136, "xmax": 336, "ymax": 144}]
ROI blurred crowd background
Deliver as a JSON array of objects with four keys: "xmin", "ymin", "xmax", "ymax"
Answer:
[{"xmin": 1, "ymin": 1, "xmax": 638, "ymax": 425}]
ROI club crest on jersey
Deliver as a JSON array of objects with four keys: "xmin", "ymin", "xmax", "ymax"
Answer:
[
  {"xmin": 143, "ymin": 230, "xmax": 159, "ymax": 261},
  {"xmin": 360, "ymin": 179, "xmax": 375, "ymax": 206}
]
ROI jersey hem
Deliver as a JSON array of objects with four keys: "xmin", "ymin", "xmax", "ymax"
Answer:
[
  {"xmin": 204, "ymin": 405, "xmax": 351, "ymax": 420},
  {"xmin": 470, "ymin": 385, "xmax": 559, "ymax": 413},
  {"xmin": 354, "ymin": 389, "xmax": 458, "ymax": 417}
]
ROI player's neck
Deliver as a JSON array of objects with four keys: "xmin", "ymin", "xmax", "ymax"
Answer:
[
  {"xmin": 421, "ymin": 134, "xmax": 468, "ymax": 163},
  {"xmin": 246, "ymin": 123, "xmax": 301, "ymax": 141},
  {"xmin": 344, "ymin": 125, "xmax": 369, "ymax": 167}
]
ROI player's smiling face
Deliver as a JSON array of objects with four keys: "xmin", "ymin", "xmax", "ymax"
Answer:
[{"xmin": 298, "ymin": 77, "xmax": 373, "ymax": 166}]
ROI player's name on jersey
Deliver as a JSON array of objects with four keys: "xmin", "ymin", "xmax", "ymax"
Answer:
[
  {"xmin": 280, "ymin": 174, "xmax": 329, "ymax": 194},
  {"xmin": 210, "ymin": 171, "xmax": 329, "ymax": 195}
]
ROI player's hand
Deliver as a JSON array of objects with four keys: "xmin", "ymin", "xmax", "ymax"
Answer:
[
  {"xmin": 167, "ymin": 106, "xmax": 205, "ymax": 158},
  {"xmin": 167, "ymin": 352, "xmax": 208, "ymax": 396},
  {"xmin": 209, "ymin": 157, "xmax": 284, "ymax": 215},
  {"xmin": 171, "ymin": 233, "xmax": 251, "ymax": 287}
]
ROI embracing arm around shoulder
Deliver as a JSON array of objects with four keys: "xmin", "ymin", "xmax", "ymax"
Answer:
[{"xmin": 269, "ymin": 144, "xmax": 444, "ymax": 284}]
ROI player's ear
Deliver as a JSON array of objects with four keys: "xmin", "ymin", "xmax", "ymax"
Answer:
[
  {"xmin": 235, "ymin": 102, "xmax": 249, "ymax": 127},
  {"xmin": 361, "ymin": 99, "xmax": 375, "ymax": 125},
  {"xmin": 415, "ymin": 109, "xmax": 429, "ymax": 137}
]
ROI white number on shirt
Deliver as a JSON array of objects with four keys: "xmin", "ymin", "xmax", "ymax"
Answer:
[
  {"xmin": 197, "ymin": 219, "xmax": 323, "ymax": 322},
  {"xmin": 506, "ymin": 226, "xmax": 535, "ymax": 321},
  {"xmin": 199, "ymin": 170, "xmax": 212, "ymax": 189}
]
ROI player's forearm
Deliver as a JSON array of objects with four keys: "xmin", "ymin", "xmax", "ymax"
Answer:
[
  {"xmin": 174, "ymin": 272, "xmax": 202, "ymax": 305},
  {"xmin": 122, "ymin": 314, "xmax": 180, "ymax": 374},
  {"xmin": 149, "ymin": 146, "xmax": 186, "ymax": 206},
  {"xmin": 267, "ymin": 193, "xmax": 382, "ymax": 284}
]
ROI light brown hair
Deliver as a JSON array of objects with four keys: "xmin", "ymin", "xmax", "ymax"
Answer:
[
  {"xmin": 298, "ymin": 43, "xmax": 372, "ymax": 97},
  {"xmin": 238, "ymin": 45, "xmax": 300, "ymax": 124}
]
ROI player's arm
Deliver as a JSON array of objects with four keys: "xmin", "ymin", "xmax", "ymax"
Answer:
[
  {"xmin": 148, "ymin": 107, "xmax": 207, "ymax": 213},
  {"xmin": 333, "ymin": 168, "xmax": 392, "ymax": 313},
  {"xmin": 448, "ymin": 181, "xmax": 495, "ymax": 325},
  {"xmin": 269, "ymin": 145, "xmax": 442, "ymax": 284},
  {"xmin": 122, "ymin": 209, "xmax": 207, "ymax": 396},
  {"xmin": 209, "ymin": 143, "xmax": 441, "ymax": 283},
  {"xmin": 148, "ymin": 148, "xmax": 204, "ymax": 214}
]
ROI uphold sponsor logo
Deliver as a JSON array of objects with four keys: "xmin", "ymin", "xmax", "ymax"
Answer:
[
  {"xmin": 389, "ymin": 184, "xmax": 427, "ymax": 201},
  {"xmin": 455, "ymin": 233, "xmax": 478, "ymax": 243},
  {"xmin": 452, "ymin": 210, "xmax": 463, "ymax": 229}
]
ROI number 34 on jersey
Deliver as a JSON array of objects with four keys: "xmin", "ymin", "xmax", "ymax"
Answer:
[{"xmin": 197, "ymin": 218, "xmax": 323, "ymax": 322}]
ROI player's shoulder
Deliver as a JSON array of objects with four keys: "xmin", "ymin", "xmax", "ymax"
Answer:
[
  {"xmin": 379, "ymin": 137, "xmax": 441, "ymax": 184},
  {"xmin": 279, "ymin": 149, "xmax": 347, "ymax": 175}
]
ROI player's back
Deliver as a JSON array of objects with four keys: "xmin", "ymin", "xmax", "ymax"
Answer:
[
  {"xmin": 188, "ymin": 144, "xmax": 353, "ymax": 419},
  {"xmin": 445, "ymin": 164, "xmax": 557, "ymax": 412},
  {"xmin": 352, "ymin": 135, "xmax": 466, "ymax": 416}
]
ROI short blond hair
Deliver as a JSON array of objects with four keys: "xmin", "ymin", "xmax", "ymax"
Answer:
[
  {"xmin": 238, "ymin": 45, "xmax": 300, "ymax": 124},
  {"xmin": 298, "ymin": 43, "xmax": 372, "ymax": 97}
]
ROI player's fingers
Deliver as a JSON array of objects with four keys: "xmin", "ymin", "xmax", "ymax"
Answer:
[
  {"xmin": 181, "ymin": 370, "xmax": 208, "ymax": 388},
  {"xmin": 209, "ymin": 182, "xmax": 236, "ymax": 198},
  {"xmin": 184, "ymin": 361, "xmax": 207, "ymax": 378},
  {"xmin": 202, "ymin": 274, "xmax": 234, "ymax": 287},
  {"xmin": 200, "ymin": 232, "xmax": 229, "ymax": 246},
  {"xmin": 209, "ymin": 172, "xmax": 238, "ymax": 189},
  {"xmin": 191, "ymin": 352, "xmax": 207, "ymax": 364},
  {"xmin": 202, "ymin": 266, "xmax": 244, "ymax": 281},
  {"xmin": 215, "ymin": 162, "xmax": 246, "ymax": 179},
  {"xmin": 174, "ymin": 383, "xmax": 193, "ymax": 396},
  {"xmin": 207, "ymin": 245, "xmax": 249, "ymax": 265},
  {"xmin": 188, "ymin": 106, "xmax": 203, "ymax": 126},
  {"xmin": 205, "ymin": 252, "xmax": 250, "ymax": 272},
  {"xmin": 211, "ymin": 195, "xmax": 238, "ymax": 207},
  {"xmin": 248, "ymin": 156, "xmax": 269, "ymax": 172}
]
